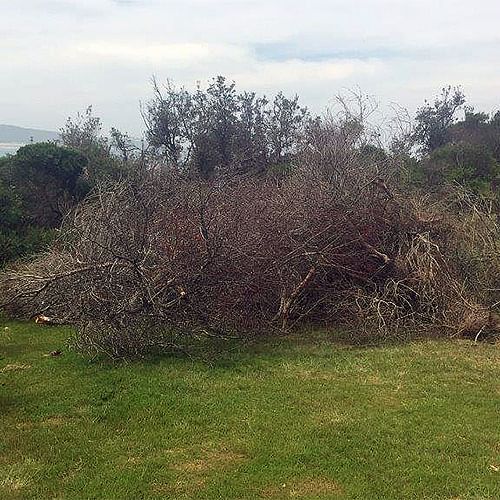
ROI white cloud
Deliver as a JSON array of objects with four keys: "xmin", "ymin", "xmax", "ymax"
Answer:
[
  {"xmin": 232, "ymin": 59, "xmax": 383, "ymax": 88},
  {"xmin": 72, "ymin": 41, "xmax": 247, "ymax": 66},
  {"xmin": 0, "ymin": 0, "xmax": 498, "ymax": 135}
]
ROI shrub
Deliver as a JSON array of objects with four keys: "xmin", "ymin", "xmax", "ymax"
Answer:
[
  {"xmin": 421, "ymin": 142, "xmax": 499, "ymax": 197},
  {"xmin": 7, "ymin": 142, "xmax": 89, "ymax": 228}
]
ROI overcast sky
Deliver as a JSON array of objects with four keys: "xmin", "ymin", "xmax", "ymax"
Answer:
[{"xmin": 1, "ymin": 0, "xmax": 499, "ymax": 136}]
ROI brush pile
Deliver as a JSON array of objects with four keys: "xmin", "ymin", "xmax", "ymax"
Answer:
[{"xmin": 1, "ymin": 118, "xmax": 498, "ymax": 357}]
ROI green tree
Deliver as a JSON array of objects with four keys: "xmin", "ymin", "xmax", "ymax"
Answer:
[
  {"xmin": 448, "ymin": 107, "xmax": 500, "ymax": 163},
  {"xmin": 7, "ymin": 142, "xmax": 89, "ymax": 227},
  {"xmin": 414, "ymin": 86, "xmax": 465, "ymax": 152},
  {"xmin": 60, "ymin": 106, "xmax": 124, "ymax": 182},
  {"xmin": 0, "ymin": 177, "xmax": 55, "ymax": 266},
  {"xmin": 144, "ymin": 76, "xmax": 308, "ymax": 177},
  {"xmin": 422, "ymin": 141, "xmax": 499, "ymax": 197}
]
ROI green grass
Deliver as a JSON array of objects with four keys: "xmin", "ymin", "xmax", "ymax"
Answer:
[{"xmin": 0, "ymin": 321, "xmax": 499, "ymax": 499}]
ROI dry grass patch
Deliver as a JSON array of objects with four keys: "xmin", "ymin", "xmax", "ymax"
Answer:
[
  {"xmin": 293, "ymin": 368, "xmax": 339, "ymax": 382},
  {"xmin": 261, "ymin": 477, "xmax": 343, "ymax": 498},
  {"xmin": 311, "ymin": 410, "xmax": 347, "ymax": 426},
  {"xmin": 0, "ymin": 364, "xmax": 31, "ymax": 373},
  {"xmin": 0, "ymin": 460, "xmax": 40, "ymax": 494},
  {"xmin": 15, "ymin": 415, "xmax": 75, "ymax": 431},
  {"xmin": 172, "ymin": 445, "xmax": 246, "ymax": 473},
  {"xmin": 40, "ymin": 416, "xmax": 69, "ymax": 427},
  {"xmin": 151, "ymin": 477, "xmax": 206, "ymax": 497}
]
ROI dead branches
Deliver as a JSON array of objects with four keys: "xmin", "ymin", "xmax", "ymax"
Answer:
[{"xmin": 1, "ymin": 135, "xmax": 498, "ymax": 357}]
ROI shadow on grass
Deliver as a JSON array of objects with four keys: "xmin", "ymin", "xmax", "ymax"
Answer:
[
  {"xmin": 77, "ymin": 325, "xmax": 449, "ymax": 368},
  {"xmin": 4, "ymin": 319, "xmax": 482, "ymax": 370}
]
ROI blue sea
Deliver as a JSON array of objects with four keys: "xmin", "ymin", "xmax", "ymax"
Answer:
[{"xmin": 0, "ymin": 143, "xmax": 25, "ymax": 157}]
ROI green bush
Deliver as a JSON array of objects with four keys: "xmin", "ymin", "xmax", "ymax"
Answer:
[
  {"xmin": 419, "ymin": 141, "xmax": 499, "ymax": 197},
  {"xmin": 0, "ymin": 226, "xmax": 56, "ymax": 267},
  {"xmin": 0, "ymin": 144, "xmax": 84, "ymax": 266}
]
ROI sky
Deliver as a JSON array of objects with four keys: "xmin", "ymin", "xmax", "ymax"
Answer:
[{"xmin": 1, "ymin": 0, "xmax": 499, "ymax": 136}]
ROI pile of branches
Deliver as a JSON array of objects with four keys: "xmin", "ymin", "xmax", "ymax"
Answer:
[{"xmin": 1, "ymin": 132, "xmax": 498, "ymax": 357}]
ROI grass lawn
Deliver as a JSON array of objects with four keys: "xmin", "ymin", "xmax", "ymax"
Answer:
[{"xmin": 0, "ymin": 321, "xmax": 499, "ymax": 499}]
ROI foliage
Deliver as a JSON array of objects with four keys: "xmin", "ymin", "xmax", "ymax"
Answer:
[
  {"xmin": 413, "ymin": 86, "xmax": 465, "ymax": 152},
  {"xmin": 412, "ymin": 89, "xmax": 499, "ymax": 203},
  {"xmin": 448, "ymin": 106, "xmax": 500, "ymax": 163},
  {"xmin": 0, "ymin": 226, "xmax": 55, "ymax": 268},
  {"xmin": 4, "ymin": 142, "xmax": 88, "ymax": 228},
  {"xmin": 0, "ymin": 178, "xmax": 23, "ymax": 266},
  {"xmin": 1, "ymin": 79, "xmax": 499, "ymax": 353},
  {"xmin": 143, "ymin": 76, "xmax": 308, "ymax": 176},
  {"xmin": 0, "ymin": 144, "xmax": 88, "ymax": 265},
  {"xmin": 0, "ymin": 110, "xmax": 132, "ymax": 266},
  {"xmin": 0, "ymin": 176, "xmax": 22, "ymax": 227},
  {"xmin": 421, "ymin": 141, "xmax": 499, "ymax": 195},
  {"xmin": 109, "ymin": 127, "xmax": 138, "ymax": 162},
  {"xmin": 60, "ymin": 106, "xmax": 125, "ymax": 182}
]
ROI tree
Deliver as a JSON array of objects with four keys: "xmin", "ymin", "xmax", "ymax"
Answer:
[
  {"xmin": 143, "ymin": 76, "xmax": 308, "ymax": 177},
  {"xmin": 0, "ymin": 177, "xmax": 22, "ymax": 265},
  {"xmin": 448, "ymin": 107, "xmax": 500, "ymax": 163},
  {"xmin": 143, "ymin": 78, "xmax": 194, "ymax": 168},
  {"xmin": 422, "ymin": 141, "xmax": 499, "ymax": 196},
  {"xmin": 110, "ymin": 127, "xmax": 138, "ymax": 162},
  {"xmin": 60, "ymin": 106, "xmax": 124, "ymax": 182},
  {"xmin": 414, "ymin": 86, "xmax": 465, "ymax": 152},
  {"xmin": 232, "ymin": 91, "xmax": 268, "ymax": 173},
  {"xmin": 266, "ymin": 93, "xmax": 308, "ymax": 166},
  {"xmin": 0, "ymin": 170, "xmax": 58, "ymax": 266},
  {"xmin": 7, "ymin": 143, "xmax": 88, "ymax": 227},
  {"xmin": 191, "ymin": 76, "xmax": 240, "ymax": 177}
]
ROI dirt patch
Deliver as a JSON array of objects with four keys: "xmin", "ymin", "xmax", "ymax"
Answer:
[{"xmin": 261, "ymin": 477, "xmax": 343, "ymax": 498}]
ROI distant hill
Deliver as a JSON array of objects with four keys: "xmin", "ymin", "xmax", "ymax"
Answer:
[{"xmin": 0, "ymin": 124, "xmax": 59, "ymax": 144}]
